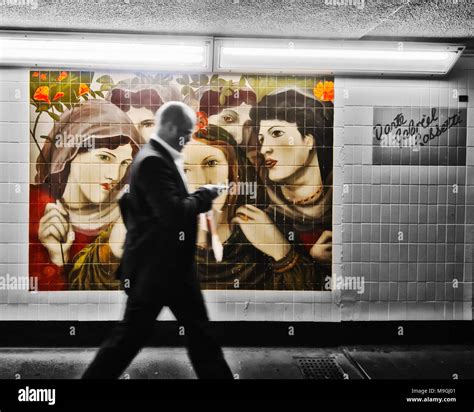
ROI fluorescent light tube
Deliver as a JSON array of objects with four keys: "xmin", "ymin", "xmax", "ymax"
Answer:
[
  {"xmin": 214, "ymin": 38, "xmax": 465, "ymax": 76},
  {"xmin": 0, "ymin": 32, "xmax": 464, "ymax": 76},
  {"xmin": 0, "ymin": 31, "xmax": 212, "ymax": 71}
]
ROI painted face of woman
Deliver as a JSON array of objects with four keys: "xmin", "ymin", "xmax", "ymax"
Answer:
[
  {"xmin": 258, "ymin": 120, "xmax": 315, "ymax": 183},
  {"xmin": 126, "ymin": 106, "xmax": 156, "ymax": 142},
  {"xmin": 208, "ymin": 103, "xmax": 252, "ymax": 145},
  {"xmin": 183, "ymin": 140, "xmax": 229, "ymax": 211},
  {"xmin": 67, "ymin": 144, "xmax": 133, "ymax": 204}
]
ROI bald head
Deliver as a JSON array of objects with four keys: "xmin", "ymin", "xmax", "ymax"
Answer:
[{"xmin": 155, "ymin": 101, "xmax": 196, "ymax": 151}]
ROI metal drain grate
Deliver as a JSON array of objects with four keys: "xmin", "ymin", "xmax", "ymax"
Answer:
[{"xmin": 296, "ymin": 357, "xmax": 345, "ymax": 379}]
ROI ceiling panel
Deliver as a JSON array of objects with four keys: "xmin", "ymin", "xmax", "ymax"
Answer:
[{"xmin": 0, "ymin": 0, "xmax": 472, "ymax": 48}]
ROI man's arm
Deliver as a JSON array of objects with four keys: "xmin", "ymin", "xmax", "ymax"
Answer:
[{"xmin": 139, "ymin": 156, "xmax": 214, "ymax": 226}]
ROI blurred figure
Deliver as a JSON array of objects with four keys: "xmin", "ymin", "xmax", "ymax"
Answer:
[{"xmin": 82, "ymin": 102, "xmax": 233, "ymax": 379}]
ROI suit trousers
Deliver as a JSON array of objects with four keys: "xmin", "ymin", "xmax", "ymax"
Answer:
[{"xmin": 81, "ymin": 280, "xmax": 233, "ymax": 379}]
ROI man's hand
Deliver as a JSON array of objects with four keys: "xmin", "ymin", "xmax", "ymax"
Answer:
[{"xmin": 201, "ymin": 184, "xmax": 226, "ymax": 200}]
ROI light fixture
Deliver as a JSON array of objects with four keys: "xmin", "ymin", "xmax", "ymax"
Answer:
[
  {"xmin": 0, "ymin": 31, "xmax": 212, "ymax": 72},
  {"xmin": 0, "ymin": 32, "xmax": 465, "ymax": 76},
  {"xmin": 214, "ymin": 38, "xmax": 465, "ymax": 76}
]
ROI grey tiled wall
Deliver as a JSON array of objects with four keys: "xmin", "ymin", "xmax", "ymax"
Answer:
[
  {"xmin": 0, "ymin": 58, "xmax": 473, "ymax": 321},
  {"xmin": 336, "ymin": 58, "xmax": 474, "ymax": 321}
]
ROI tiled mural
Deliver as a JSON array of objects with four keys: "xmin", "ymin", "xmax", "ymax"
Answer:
[
  {"xmin": 28, "ymin": 71, "xmax": 335, "ymax": 292},
  {"xmin": 0, "ymin": 60, "xmax": 471, "ymax": 321}
]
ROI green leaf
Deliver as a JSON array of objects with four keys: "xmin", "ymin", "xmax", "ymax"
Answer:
[
  {"xmin": 200, "ymin": 74, "xmax": 209, "ymax": 85},
  {"xmin": 305, "ymin": 77, "xmax": 317, "ymax": 88},
  {"xmin": 94, "ymin": 90, "xmax": 104, "ymax": 98},
  {"xmin": 89, "ymin": 90, "xmax": 96, "ymax": 98},
  {"xmin": 47, "ymin": 111, "xmax": 60, "ymax": 121},
  {"xmin": 54, "ymin": 85, "xmax": 71, "ymax": 104},
  {"xmin": 219, "ymin": 92, "xmax": 227, "ymax": 106},
  {"xmin": 37, "ymin": 104, "xmax": 49, "ymax": 112},
  {"xmin": 96, "ymin": 75, "xmax": 113, "ymax": 84},
  {"xmin": 30, "ymin": 83, "xmax": 39, "ymax": 100},
  {"xmin": 176, "ymin": 74, "xmax": 190, "ymax": 85},
  {"xmin": 181, "ymin": 85, "xmax": 192, "ymax": 96},
  {"xmin": 53, "ymin": 103, "xmax": 64, "ymax": 113},
  {"xmin": 79, "ymin": 72, "xmax": 94, "ymax": 85},
  {"xmin": 210, "ymin": 74, "xmax": 219, "ymax": 87},
  {"xmin": 246, "ymin": 75, "xmax": 258, "ymax": 88},
  {"xmin": 50, "ymin": 71, "xmax": 59, "ymax": 81}
]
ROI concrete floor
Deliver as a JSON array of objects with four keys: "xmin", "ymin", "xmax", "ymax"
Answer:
[{"xmin": 0, "ymin": 345, "xmax": 473, "ymax": 379}]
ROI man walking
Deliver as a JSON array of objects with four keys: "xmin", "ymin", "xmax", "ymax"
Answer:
[{"xmin": 82, "ymin": 102, "xmax": 233, "ymax": 379}]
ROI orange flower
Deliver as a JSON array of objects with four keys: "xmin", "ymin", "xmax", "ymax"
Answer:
[
  {"xmin": 33, "ymin": 86, "xmax": 50, "ymax": 104},
  {"xmin": 40, "ymin": 73, "xmax": 47, "ymax": 81},
  {"xmin": 313, "ymin": 80, "xmax": 334, "ymax": 102},
  {"xmin": 195, "ymin": 127, "xmax": 208, "ymax": 138},
  {"xmin": 53, "ymin": 92, "xmax": 64, "ymax": 101},
  {"xmin": 57, "ymin": 71, "xmax": 68, "ymax": 81},
  {"xmin": 78, "ymin": 83, "xmax": 89, "ymax": 96},
  {"xmin": 32, "ymin": 72, "xmax": 39, "ymax": 78},
  {"xmin": 196, "ymin": 111, "xmax": 208, "ymax": 129}
]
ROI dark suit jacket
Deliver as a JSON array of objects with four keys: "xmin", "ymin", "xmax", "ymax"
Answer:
[{"xmin": 117, "ymin": 138, "xmax": 214, "ymax": 303}]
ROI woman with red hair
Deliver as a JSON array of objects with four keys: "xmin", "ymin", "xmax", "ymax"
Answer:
[{"xmin": 183, "ymin": 125, "xmax": 317, "ymax": 290}]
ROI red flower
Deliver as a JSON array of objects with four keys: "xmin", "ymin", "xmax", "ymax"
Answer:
[
  {"xmin": 196, "ymin": 128, "xmax": 208, "ymax": 138},
  {"xmin": 78, "ymin": 83, "xmax": 89, "ymax": 96},
  {"xmin": 33, "ymin": 86, "xmax": 50, "ymax": 104},
  {"xmin": 196, "ymin": 111, "xmax": 208, "ymax": 129},
  {"xmin": 57, "ymin": 71, "xmax": 68, "ymax": 81},
  {"xmin": 53, "ymin": 92, "xmax": 64, "ymax": 101},
  {"xmin": 40, "ymin": 73, "xmax": 47, "ymax": 81},
  {"xmin": 313, "ymin": 81, "xmax": 334, "ymax": 102},
  {"xmin": 32, "ymin": 72, "xmax": 39, "ymax": 78}
]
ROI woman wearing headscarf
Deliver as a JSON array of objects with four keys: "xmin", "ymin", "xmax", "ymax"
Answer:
[
  {"xmin": 107, "ymin": 77, "xmax": 182, "ymax": 141},
  {"xmin": 30, "ymin": 99, "xmax": 145, "ymax": 290},
  {"xmin": 198, "ymin": 86, "xmax": 257, "ymax": 147}
]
